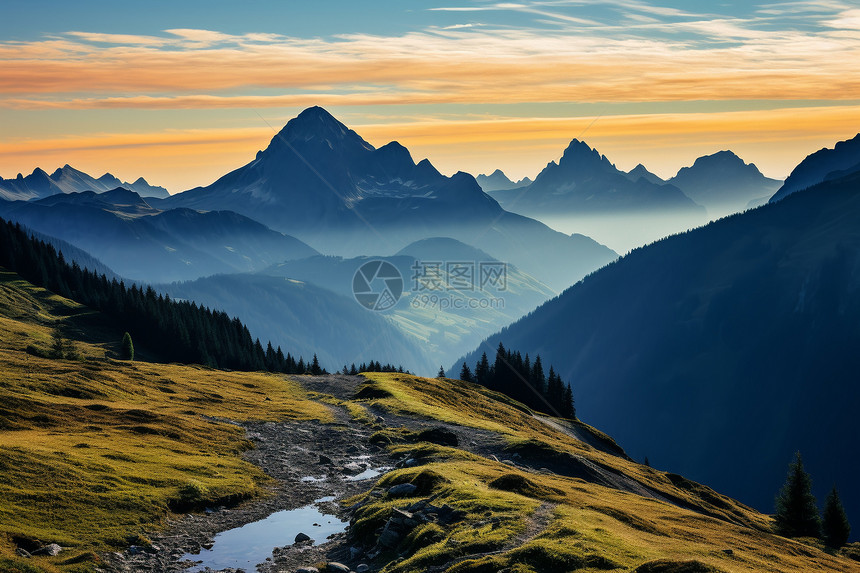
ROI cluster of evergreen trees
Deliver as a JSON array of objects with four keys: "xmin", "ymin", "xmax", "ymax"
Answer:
[
  {"xmin": 0, "ymin": 218, "xmax": 323, "ymax": 374},
  {"xmin": 775, "ymin": 452, "xmax": 851, "ymax": 548},
  {"xmin": 342, "ymin": 361, "xmax": 408, "ymax": 374},
  {"xmin": 457, "ymin": 343, "xmax": 575, "ymax": 419}
]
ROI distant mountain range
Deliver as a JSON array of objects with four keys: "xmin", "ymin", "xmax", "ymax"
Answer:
[
  {"xmin": 163, "ymin": 106, "xmax": 617, "ymax": 291},
  {"xmin": 262, "ymin": 237, "xmax": 555, "ymax": 370},
  {"xmin": 456, "ymin": 165, "xmax": 860, "ymax": 528},
  {"xmin": 475, "ymin": 169, "xmax": 532, "ymax": 192},
  {"xmin": 770, "ymin": 133, "xmax": 860, "ymax": 202},
  {"xmin": 489, "ymin": 139, "xmax": 703, "ymax": 216},
  {"xmin": 667, "ymin": 150, "xmax": 782, "ymax": 211},
  {"xmin": 0, "ymin": 164, "xmax": 169, "ymax": 201},
  {"xmin": 0, "ymin": 189, "xmax": 316, "ymax": 283}
]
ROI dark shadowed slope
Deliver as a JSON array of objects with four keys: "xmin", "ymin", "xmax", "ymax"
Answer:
[{"xmin": 457, "ymin": 170, "xmax": 860, "ymax": 530}]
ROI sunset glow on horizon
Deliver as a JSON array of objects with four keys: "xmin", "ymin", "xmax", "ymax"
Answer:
[{"xmin": 3, "ymin": 1, "xmax": 860, "ymax": 191}]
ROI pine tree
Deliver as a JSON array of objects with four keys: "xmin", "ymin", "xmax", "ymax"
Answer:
[
  {"xmin": 459, "ymin": 362, "xmax": 474, "ymax": 383},
  {"xmin": 50, "ymin": 326, "xmax": 67, "ymax": 359},
  {"xmin": 774, "ymin": 452, "xmax": 821, "ymax": 538},
  {"xmin": 562, "ymin": 384, "xmax": 576, "ymax": 419},
  {"xmin": 310, "ymin": 354, "xmax": 322, "ymax": 375},
  {"xmin": 821, "ymin": 486, "xmax": 851, "ymax": 548},
  {"xmin": 349, "ymin": 363, "xmax": 358, "ymax": 375},
  {"xmin": 475, "ymin": 352, "xmax": 490, "ymax": 385},
  {"xmin": 120, "ymin": 331, "xmax": 134, "ymax": 361},
  {"xmin": 437, "ymin": 365, "xmax": 446, "ymax": 378}
]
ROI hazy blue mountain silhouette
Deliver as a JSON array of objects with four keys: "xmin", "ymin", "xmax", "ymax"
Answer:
[
  {"xmin": 164, "ymin": 107, "xmax": 616, "ymax": 291},
  {"xmin": 0, "ymin": 164, "xmax": 169, "ymax": 201},
  {"xmin": 770, "ymin": 133, "xmax": 860, "ymax": 202},
  {"xmin": 0, "ymin": 190, "xmax": 316, "ymax": 283},
  {"xmin": 476, "ymin": 169, "xmax": 532, "ymax": 192},
  {"xmin": 160, "ymin": 273, "xmax": 435, "ymax": 374},
  {"xmin": 263, "ymin": 237, "xmax": 554, "ymax": 371},
  {"xmin": 490, "ymin": 139, "xmax": 703, "ymax": 215},
  {"xmin": 456, "ymin": 169, "xmax": 860, "ymax": 531},
  {"xmin": 624, "ymin": 164, "xmax": 665, "ymax": 185},
  {"xmin": 668, "ymin": 150, "xmax": 781, "ymax": 211}
]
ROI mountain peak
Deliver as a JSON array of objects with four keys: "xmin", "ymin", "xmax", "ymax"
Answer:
[
  {"xmin": 559, "ymin": 139, "xmax": 615, "ymax": 172},
  {"xmin": 269, "ymin": 106, "xmax": 374, "ymax": 155}
]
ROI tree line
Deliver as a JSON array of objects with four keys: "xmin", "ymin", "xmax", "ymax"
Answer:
[
  {"xmin": 0, "ymin": 217, "xmax": 324, "ymax": 374},
  {"xmin": 342, "ymin": 361, "xmax": 409, "ymax": 375},
  {"xmin": 456, "ymin": 342, "xmax": 576, "ymax": 419}
]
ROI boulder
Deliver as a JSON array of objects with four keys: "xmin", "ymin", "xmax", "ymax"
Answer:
[
  {"xmin": 32, "ymin": 543, "xmax": 62, "ymax": 556},
  {"xmin": 326, "ymin": 563, "xmax": 351, "ymax": 573},
  {"xmin": 295, "ymin": 532, "xmax": 312, "ymax": 543},
  {"xmin": 387, "ymin": 483, "xmax": 417, "ymax": 497}
]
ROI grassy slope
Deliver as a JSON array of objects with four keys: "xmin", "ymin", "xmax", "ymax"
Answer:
[
  {"xmin": 0, "ymin": 269, "xmax": 332, "ymax": 572},
  {"xmin": 350, "ymin": 373, "xmax": 857, "ymax": 572},
  {"xmin": 0, "ymin": 267, "xmax": 856, "ymax": 572}
]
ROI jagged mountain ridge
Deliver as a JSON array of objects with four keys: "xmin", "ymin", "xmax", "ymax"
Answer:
[
  {"xmin": 475, "ymin": 169, "xmax": 533, "ymax": 192},
  {"xmin": 490, "ymin": 139, "xmax": 703, "ymax": 215},
  {"xmin": 0, "ymin": 164, "xmax": 169, "ymax": 201},
  {"xmin": 164, "ymin": 106, "xmax": 617, "ymax": 291}
]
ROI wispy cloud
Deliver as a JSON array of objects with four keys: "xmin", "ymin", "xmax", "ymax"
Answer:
[{"xmin": 1, "ymin": 15, "xmax": 859, "ymax": 109}]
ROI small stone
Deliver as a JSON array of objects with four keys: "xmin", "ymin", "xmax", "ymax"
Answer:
[
  {"xmin": 296, "ymin": 568, "xmax": 319, "ymax": 573},
  {"xmin": 387, "ymin": 483, "xmax": 417, "ymax": 497},
  {"xmin": 342, "ymin": 462, "xmax": 364, "ymax": 474},
  {"xmin": 15, "ymin": 548, "xmax": 31, "ymax": 558},
  {"xmin": 356, "ymin": 565, "xmax": 369, "ymax": 573},
  {"xmin": 318, "ymin": 454, "xmax": 333, "ymax": 465},
  {"xmin": 722, "ymin": 549, "xmax": 735, "ymax": 556},
  {"xmin": 32, "ymin": 543, "xmax": 62, "ymax": 556},
  {"xmin": 295, "ymin": 532, "xmax": 312, "ymax": 544},
  {"xmin": 326, "ymin": 562, "xmax": 351, "ymax": 573},
  {"xmin": 375, "ymin": 416, "xmax": 385, "ymax": 424}
]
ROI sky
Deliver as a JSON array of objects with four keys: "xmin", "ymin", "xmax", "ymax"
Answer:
[{"xmin": 2, "ymin": 0, "xmax": 860, "ymax": 192}]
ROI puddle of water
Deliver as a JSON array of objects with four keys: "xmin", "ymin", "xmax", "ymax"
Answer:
[
  {"xmin": 183, "ymin": 496, "xmax": 346, "ymax": 572},
  {"xmin": 347, "ymin": 466, "xmax": 392, "ymax": 481}
]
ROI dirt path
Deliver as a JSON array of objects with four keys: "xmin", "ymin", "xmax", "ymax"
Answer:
[{"xmin": 100, "ymin": 393, "xmax": 390, "ymax": 573}]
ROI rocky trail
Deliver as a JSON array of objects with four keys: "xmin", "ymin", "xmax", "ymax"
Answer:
[{"xmin": 95, "ymin": 374, "xmax": 632, "ymax": 573}]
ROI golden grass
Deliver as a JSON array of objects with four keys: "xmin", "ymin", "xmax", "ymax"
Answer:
[
  {"xmin": 354, "ymin": 373, "xmax": 857, "ymax": 572},
  {"xmin": 0, "ymin": 270, "xmax": 332, "ymax": 572}
]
